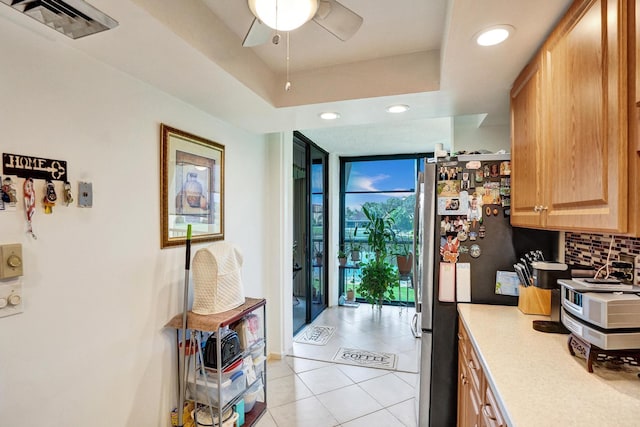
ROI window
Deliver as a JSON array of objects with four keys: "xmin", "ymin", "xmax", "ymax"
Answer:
[{"xmin": 340, "ymin": 154, "xmax": 428, "ymax": 305}]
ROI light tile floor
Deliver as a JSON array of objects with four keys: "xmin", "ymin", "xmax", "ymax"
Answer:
[{"xmin": 256, "ymin": 304, "xmax": 421, "ymax": 427}]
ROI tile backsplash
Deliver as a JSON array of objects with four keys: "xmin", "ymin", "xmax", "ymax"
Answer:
[{"xmin": 564, "ymin": 232, "xmax": 640, "ymax": 284}]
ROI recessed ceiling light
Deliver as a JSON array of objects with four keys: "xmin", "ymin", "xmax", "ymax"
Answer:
[
  {"xmin": 319, "ymin": 112, "xmax": 340, "ymax": 120},
  {"xmin": 386, "ymin": 104, "xmax": 410, "ymax": 114},
  {"xmin": 475, "ymin": 25, "xmax": 514, "ymax": 46}
]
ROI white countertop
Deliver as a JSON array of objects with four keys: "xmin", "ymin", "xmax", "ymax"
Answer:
[{"xmin": 458, "ymin": 304, "xmax": 640, "ymax": 427}]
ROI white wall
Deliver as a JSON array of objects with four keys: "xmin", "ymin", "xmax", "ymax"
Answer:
[
  {"xmin": 452, "ymin": 115, "xmax": 510, "ymax": 153},
  {"xmin": 0, "ymin": 17, "xmax": 274, "ymax": 427}
]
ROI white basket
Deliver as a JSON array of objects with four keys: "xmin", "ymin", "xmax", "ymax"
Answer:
[{"xmin": 192, "ymin": 242, "xmax": 245, "ymax": 315}]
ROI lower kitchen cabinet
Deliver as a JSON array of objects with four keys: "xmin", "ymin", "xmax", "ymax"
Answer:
[
  {"xmin": 457, "ymin": 319, "xmax": 506, "ymax": 427},
  {"xmin": 458, "ymin": 346, "xmax": 481, "ymax": 427}
]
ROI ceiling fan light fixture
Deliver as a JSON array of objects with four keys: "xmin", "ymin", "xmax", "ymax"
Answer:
[
  {"xmin": 319, "ymin": 112, "xmax": 340, "ymax": 120},
  {"xmin": 475, "ymin": 25, "xmax": 514, "ymax": 46},
  {"xmin": 248, "ymin": 0, "xmax": 319, "ymax": 31},
  {"xmin": 386, "ymin": 104, "xmax": 410, "ymax": 114}
]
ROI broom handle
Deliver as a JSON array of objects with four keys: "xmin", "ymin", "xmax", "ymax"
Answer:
[{"xmin": 178, "ymin": 225, "xmax": 192, "ymax": 427}]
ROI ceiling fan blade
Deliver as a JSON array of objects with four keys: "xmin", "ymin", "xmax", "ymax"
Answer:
[
  {"xmin": 312, "ymin": 0, "xmax": 363, "ymax": 41},
  {"xmin": 242, "ymin": 17, "xmax": 272, "ymax": 47}
]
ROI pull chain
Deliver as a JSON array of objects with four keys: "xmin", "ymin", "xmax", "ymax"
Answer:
[
  {"xmin": 272, "ymin": 0, "xmax": 281, "ymax": 44},
  {"xmin": 285, "ymin": 31, "xmax": 291, "ymax": 91}
]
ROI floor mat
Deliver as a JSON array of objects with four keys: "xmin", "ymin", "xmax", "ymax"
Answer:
[
  {"xmin": 332, "ymin": 347, "xmax": 398, "ymax": 369},
  {"xmin": 294, "ymin": 325, "xmax": 336, "ymax": 345}
]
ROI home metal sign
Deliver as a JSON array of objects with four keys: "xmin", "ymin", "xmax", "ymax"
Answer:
[{"xmin": 3, "ymin": 153, "xmax": 68, "ymax": 181}]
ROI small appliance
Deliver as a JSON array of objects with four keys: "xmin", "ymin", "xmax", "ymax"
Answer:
[
  {"xmin": 530, "ymin": 261, "xmax": 571, "ymax": 333},
  {"xmin": 203, "ymin": 330, "xmax": 242, "ymax": 369},
  {"xmin": 560, "ymin": 279, "xmax": 640, "ymax": 350}
]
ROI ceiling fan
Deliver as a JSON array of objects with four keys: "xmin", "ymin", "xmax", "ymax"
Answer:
[{"xmin": 242, "ymin": 0, "xmax": 364, "ymax": 47}]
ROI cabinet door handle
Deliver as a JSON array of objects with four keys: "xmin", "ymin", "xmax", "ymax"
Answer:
[
  {"xmin": 533, "ymin": 205, "xmax": 541, "ymax": 212},
  {"xmin": 541, "ymin": 206, "xmax": 548, "ymax": 211},
  {"xmin": 457, "ymin": 333, "xmax": 463, "ymax": 340},
  {"xmin": 468, "ymin": 359, "xmax": 477, "ymax": 370},
  {"xmin": 483, "ymin": 403, "xmax": 497, "ymax": 421}
]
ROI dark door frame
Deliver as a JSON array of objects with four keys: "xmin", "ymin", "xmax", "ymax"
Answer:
[{"xmin": 294, "ymin": 131, "xmax": 329, "ymax": 331}]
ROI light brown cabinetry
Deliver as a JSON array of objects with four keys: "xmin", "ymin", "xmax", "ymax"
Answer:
[
  {"xmin": 457, "ymin": 319, "xmax": 506, "ymax": 427},
  {"xmin": 511, "ymin": 0, "xmax": 640, "ymax": 235},
  {"xmin": 511, "ymin": 56, "xmax": 544, "ymax": 228}
]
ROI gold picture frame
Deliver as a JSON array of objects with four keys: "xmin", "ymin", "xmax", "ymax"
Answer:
[{"xmin": 160, "ymin": 124, "xmax": 224, "ymax": 248}]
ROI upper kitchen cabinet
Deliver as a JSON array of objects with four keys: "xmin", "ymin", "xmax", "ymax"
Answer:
[
  {"xmin": 511, "ymin": 55, "xmax": 544, "ymax": 228},
  {"xmin": 631, "ymin": 0, "xmax": 640, "ymax": 235},
  {"xmin": 511, "ymin": 0, "xmax": 640, "ymax": 235}
]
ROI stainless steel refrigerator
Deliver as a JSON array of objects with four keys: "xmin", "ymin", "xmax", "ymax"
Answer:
[{"xmin": 412, "ymin": 154, "xmax": 557, "ymax": 426}]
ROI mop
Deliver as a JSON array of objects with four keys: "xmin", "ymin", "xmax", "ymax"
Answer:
[{"xmin": 177, "ymin": 225, "xmax": 192, "ymax": 427}]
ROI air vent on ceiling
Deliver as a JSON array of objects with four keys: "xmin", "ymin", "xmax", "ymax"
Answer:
[{"xmin": 1, "ymin": 0, "xmax": 118, "ymax": 39}]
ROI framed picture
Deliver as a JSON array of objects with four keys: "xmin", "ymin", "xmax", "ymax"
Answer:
[{"xmin": 160, "ymin": 124, "xmax": 224, "ymax": 248}]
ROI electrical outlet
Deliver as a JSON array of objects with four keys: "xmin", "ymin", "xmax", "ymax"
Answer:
[{"xmin": 617, "ymin": 254, "xmax": 636, "ymax": 285}]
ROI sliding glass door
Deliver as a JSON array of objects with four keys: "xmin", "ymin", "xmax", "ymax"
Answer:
[{"xmin": 293, "ymin": 132, "xmax": 328, "ymax": 333}]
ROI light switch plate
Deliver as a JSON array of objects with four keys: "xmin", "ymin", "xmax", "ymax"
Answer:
[
  {"xmin": 0, "ymin": 243, "xmax": 23, "ymax": 279},
  {"xmin": 78, "ymin": 182, "xmax": 93, "ymax": 207},
  {"xmin": 0, "ymin": 280, "xmax": 23, "ymax": 318}
]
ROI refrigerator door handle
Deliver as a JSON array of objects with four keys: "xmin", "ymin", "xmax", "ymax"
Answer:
[
  {"xmin": 411, "ymin": 313, "xmax": 421, "ymax": 338},
  {"xmin": 413, "ymin": 172, "xmax": 424, "ymax": 315}
]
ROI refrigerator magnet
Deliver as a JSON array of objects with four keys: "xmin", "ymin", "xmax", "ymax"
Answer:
[
  {"xmin": 469, "ymin": 232, "xmax": 477, "ymax": 241},
  {"xmin": 456, "ymin": 263, "xmax": 472, "ymax": 303},
  {"xmin": 437, "ymin": 180, "xmax": 461, "ymax": 197},
  {"xmin": 437, "ymin": 191, "xmax": 469, "ymax": 216},
  {"xmin": 438, "ymin": 263, "xmax": 456, "ymax": 302},
  {"xmin": 440, "ymin": 235, "xmax": 460, "ymax": 263},
  {"xmin": 465, "ymin": 160, "xmax": 481, "ymax": 170},
  {"xmin": 478, "ymin": 225, "xmax": 486, "ymax": 238},
  {"xmin": 470, "ymin": 244, "xmax": 482, "ymax": 258},
  {"xmin": 500, "ymin": 161, "xmax": 511, "ymax": 176}
]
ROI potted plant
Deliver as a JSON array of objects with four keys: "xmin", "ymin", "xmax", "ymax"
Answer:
[
  {"xmin": 393, "ymin": 233, "xmax": 413, "ymax": 277},
  {"xmin": 337, "ymin": 248, "xmax": 347, "ymax": 266},
  {"xmin": 357, "ymin": 206, "xmax": 399, "ymax": 308},
  {"xmin": 346, "ymin": 286, "xmax": 355, "ymax": 302}
]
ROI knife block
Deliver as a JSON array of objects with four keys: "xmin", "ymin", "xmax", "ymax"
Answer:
[{"xmin": 517, "ymin": 285, "xmax": 551, "ymax": 315}]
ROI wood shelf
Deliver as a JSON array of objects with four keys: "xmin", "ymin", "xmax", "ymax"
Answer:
[{"xmin": 165, "ymin": 297, "xmax": 266, "ymax": 332}]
